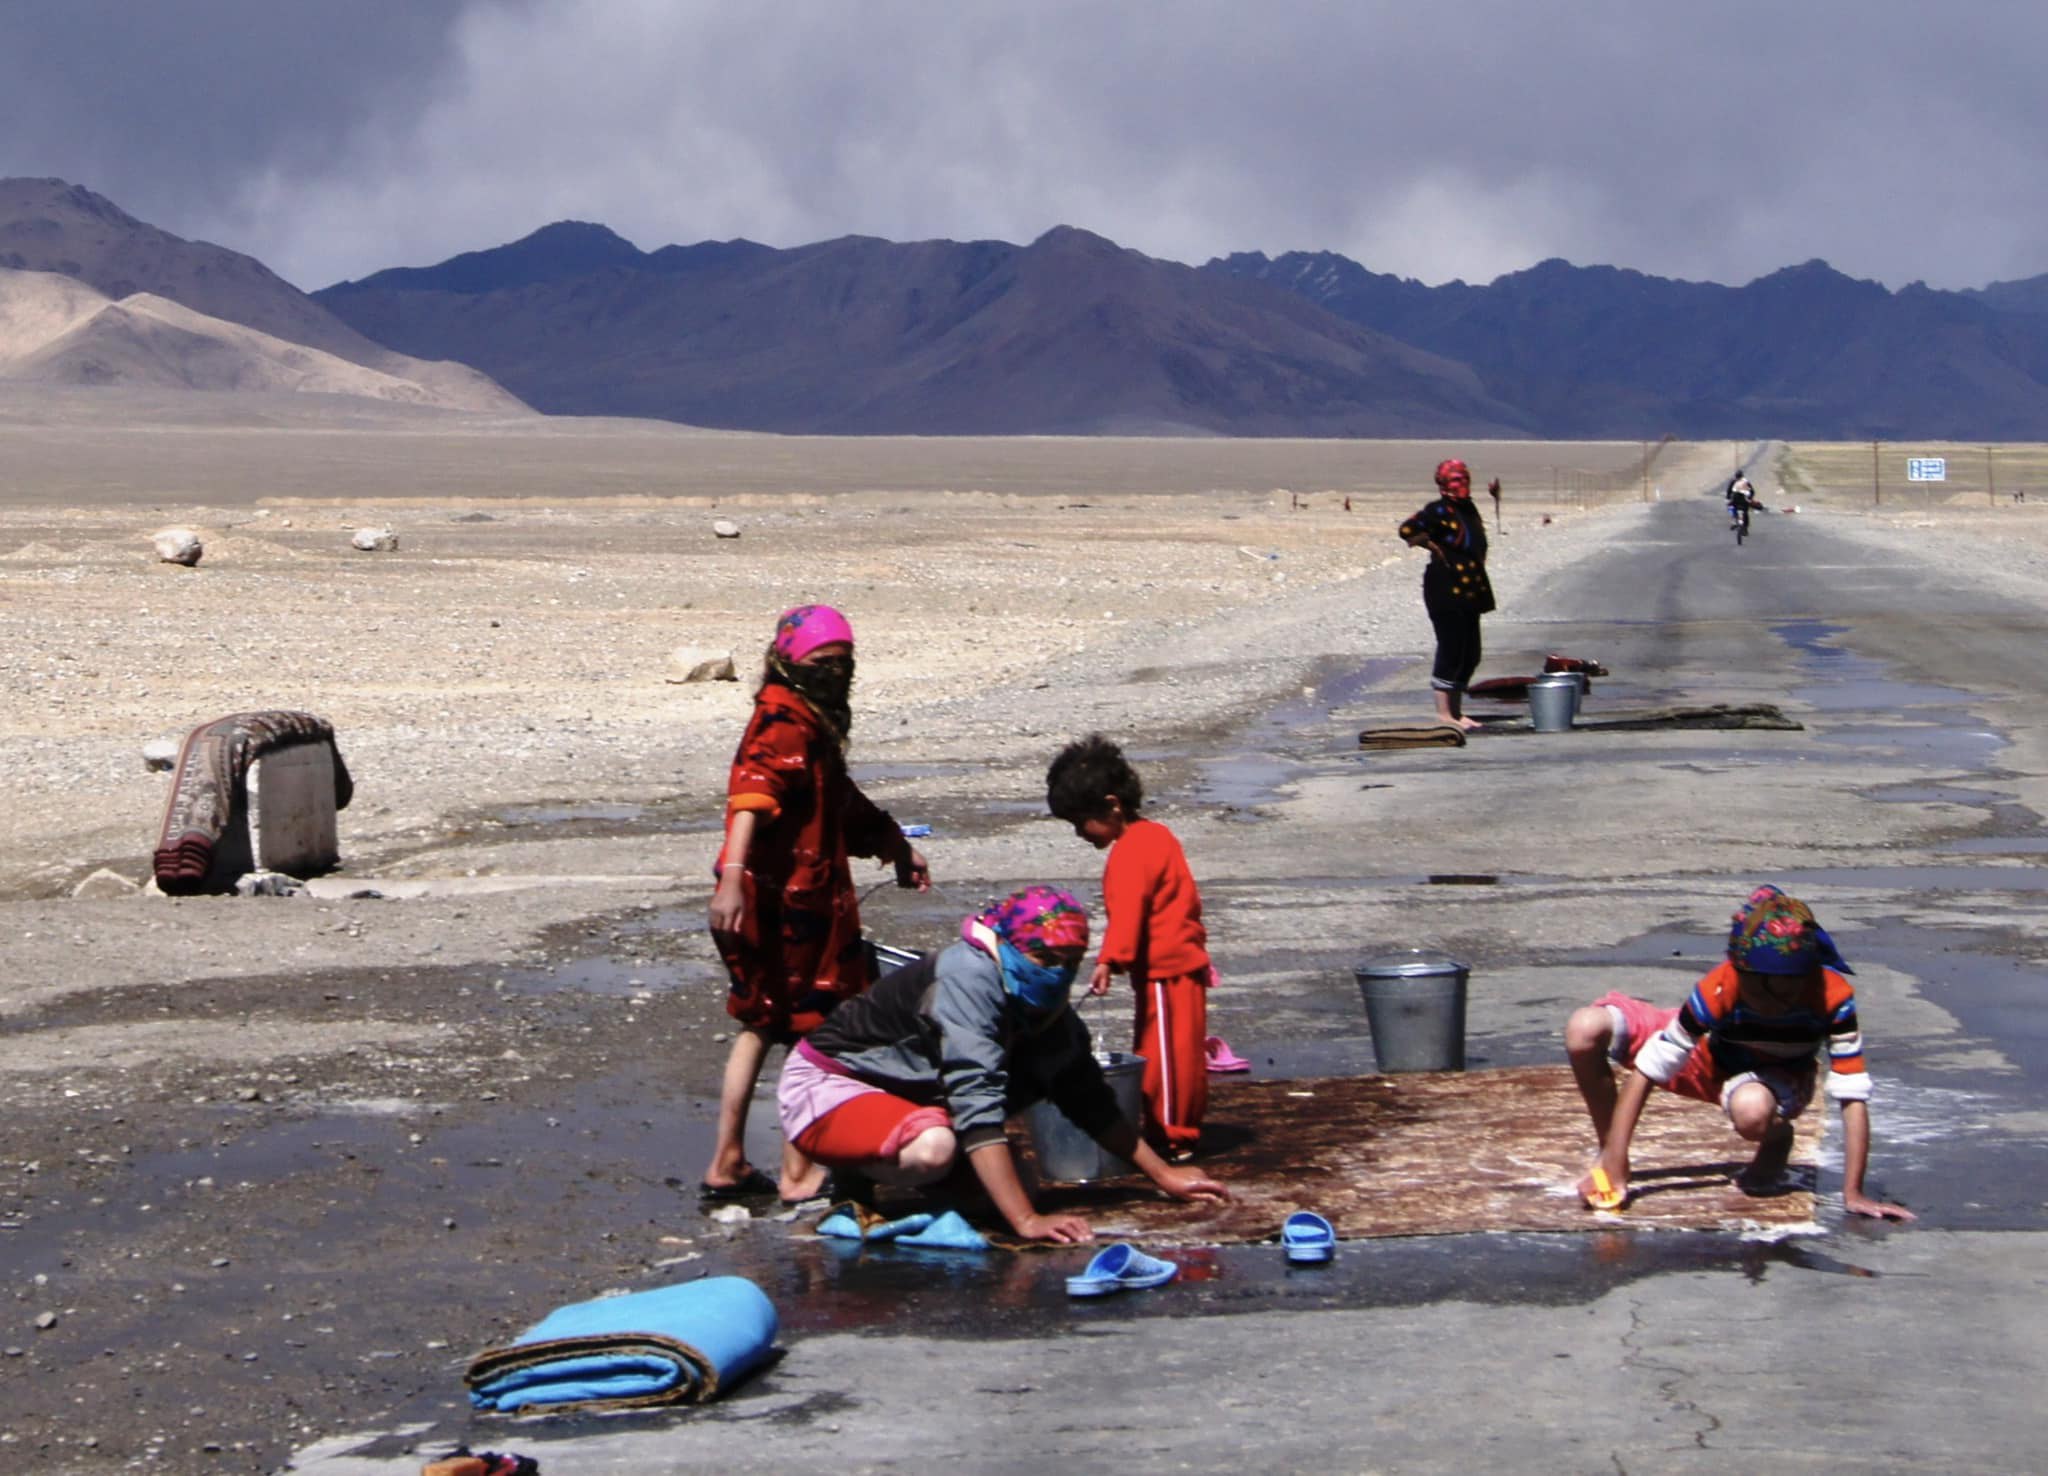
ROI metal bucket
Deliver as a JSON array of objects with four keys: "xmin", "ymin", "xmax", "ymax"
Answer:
[
  {"xmin": 867, "ymin": 941, "xmax": 924, "ymax": 979},
  {"xmin": 1527, "ymin": 673, "xmax": 1579, "ymax": 732},
  {"xmin": 1019, "ymin": 1051, "xmax": 1147, "ymax": 1182},
  {"xmin": 1354, "ymin": 950, "xmax": 1469, "ymax": 1072}
]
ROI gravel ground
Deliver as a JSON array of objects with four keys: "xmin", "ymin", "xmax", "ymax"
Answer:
[{"xmin": 9, "ymin": 420, "xmax": 2042, "ymax": 1473}]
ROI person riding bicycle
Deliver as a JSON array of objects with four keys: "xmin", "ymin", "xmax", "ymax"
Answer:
[{"xmin": 1725, "ymin": 474, "xmax": 1761, "ymax": 537}]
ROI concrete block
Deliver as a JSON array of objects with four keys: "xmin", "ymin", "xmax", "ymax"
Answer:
[{"xmin": 248, "ymin": 743, "xmax": 339, "ymax": 877}]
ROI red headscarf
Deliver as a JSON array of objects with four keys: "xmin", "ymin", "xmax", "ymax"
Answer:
[{"xmin": 1435, "ymin": 459, "xmax": 1472, "ymax": 499}]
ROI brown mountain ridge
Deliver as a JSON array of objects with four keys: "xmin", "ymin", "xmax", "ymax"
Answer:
[
  {"xmin": 316, "ymin": 221, "xmax": 1531, "ymax": 435},
  {"xmin": 0, "ymin": 178, "xmax": 524, "ymax": 413}
]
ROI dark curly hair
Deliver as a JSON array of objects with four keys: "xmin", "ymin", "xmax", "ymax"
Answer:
[{"xmin": 1046, "ymin": 733, "xmax": 1144, "ymax": 823}]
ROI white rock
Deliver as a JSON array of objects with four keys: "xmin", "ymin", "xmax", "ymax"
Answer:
[
  {"xmin": 711, "ymin": 519, "xmax": 742, "ymax": 539},
  {"xmin": 665, "ymin": 646, "xmax": 739, "ymax": 684},
  {"xmin": 234, "ymin": 871, "xmax": 308, "ymax": 898},
  {"xmin": 142, "ymin": 739, "xmax": 179, "ymax": 772},
  {"xmin": 351, "ymin": 527, "xmax": 399, "ymax": 552},
  {"xmin": 151, "ymin": 528, "xmax": 203, "ymax": 566},
  {"xmin": 72, "ymin": 868, "xmax": 140, "ymax": 900},
  {"xmin": 707, "ymin": 1204, "xmax": 751, "ymax": 1225}
]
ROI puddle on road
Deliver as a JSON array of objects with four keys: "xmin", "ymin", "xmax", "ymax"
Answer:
[
  {"xmin": 1865, "ymin": 782, "xmax": 2008, "ymax": 807},
  {"xmin": 451, "ymin": 799, "xmax": 719, "ymax": 842},
  {"xmin": 494, "ymin": 801, "xmax": 650, "ymax": 826},
  {"xmin": 1771, "ymin": 864, "xmax": 2047, "ymax": 894},
  {"xmin": 1190, "ymin": 656, "xmax": 1411, "ymax": 814},
  {"xmin": 496, "ymin": 955, "xmax": 713, "ymax": 996},
  {"xmin": 1774, "ymin": 618, "xmax": 2009, "ymax": 771},
  {"xmin": 1942, "ymin": 835, "xmax": 2048, "ymax": 855}
]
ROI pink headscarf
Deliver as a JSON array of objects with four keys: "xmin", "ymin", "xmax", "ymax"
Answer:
[
  {"xmin": 772, "ymin": 604, "xmax": 855, "ymax": 662},
  {"xmin": 961, "ymin": 886, "xmax": 1091, "ymax": 955}
]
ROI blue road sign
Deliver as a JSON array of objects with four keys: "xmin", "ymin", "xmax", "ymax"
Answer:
[{"xmin": 1907, "ymin": 458, "xmax": 1947, "ymax": 482}]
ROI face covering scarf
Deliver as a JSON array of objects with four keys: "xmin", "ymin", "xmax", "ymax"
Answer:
[
  {"xmin": 767, "ymin": 650, "xmax": 854, "ymax": 745},
  {"xmin": 996, "ymin": 940, "xmax": 1080, "ymax": 1013}
]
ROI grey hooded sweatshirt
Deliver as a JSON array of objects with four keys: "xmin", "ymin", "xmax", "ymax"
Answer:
[{"xmin": 801, "ymin": 938, "xmax": 1126, "ymax": 1153}]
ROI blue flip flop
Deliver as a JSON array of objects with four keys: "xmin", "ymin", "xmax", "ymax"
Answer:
[
  {"xmin": 1282, "ymin": 1211, "xmax": 1336, "ymax": 1264},
  {"xmin": 1065, "ymin": 1242, "xmax": 1178, "ymax": 1297}
]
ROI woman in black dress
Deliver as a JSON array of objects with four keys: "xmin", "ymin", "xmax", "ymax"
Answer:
[{"xmin": 1399, "ymin": 458, "xmax": 1496, "ymax": 730}]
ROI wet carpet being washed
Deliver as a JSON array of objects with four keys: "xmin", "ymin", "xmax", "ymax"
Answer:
[{"xmin": 1025, "ymin": 1066, "xmax": 1822, "ymax": 1248}]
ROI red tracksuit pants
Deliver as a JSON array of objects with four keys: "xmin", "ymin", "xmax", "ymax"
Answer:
[{"xmin": 1133, "ymin": 971, "xmax": 1208, "ymax": 1153}]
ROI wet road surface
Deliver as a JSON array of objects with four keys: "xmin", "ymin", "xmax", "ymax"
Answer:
[
  {"xmin": 10, "ymin": 471, "xmax": 2048, "ymax": 1473},
  {"xmin": 292, "ymin": 485, "xmax": 2048, "ymax": 1471}
]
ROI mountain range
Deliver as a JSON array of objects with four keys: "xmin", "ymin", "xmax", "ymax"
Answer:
[
  {"xmin": 317, "ymin": 220, "xmax": 2048, "ymax": 438},
  {"xmin": 0, "ymin": 178, "xmax": 522, "ymax": 412},
  {"xmin": 9, "ymin": 175, "xmax": 2048, "ymax": 437},
  {"xmin": 313, "ymin": 222, "xmax": 1525, "ymax": 435}
]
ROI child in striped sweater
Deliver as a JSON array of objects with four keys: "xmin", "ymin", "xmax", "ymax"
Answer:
[{"xmin": 1564, "ymin": 884, "xmax": 1914, "ymax": 1220}]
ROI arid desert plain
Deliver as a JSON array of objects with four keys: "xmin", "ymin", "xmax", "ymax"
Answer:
[{"xmin": 7, "ymin": 393, "xmax": 2048, "ymax": 1474}]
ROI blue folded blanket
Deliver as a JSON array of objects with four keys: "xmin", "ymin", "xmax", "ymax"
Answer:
[{"xmin": 465, "ymin": 1277, "xmax": 778, "ymax": 1413}]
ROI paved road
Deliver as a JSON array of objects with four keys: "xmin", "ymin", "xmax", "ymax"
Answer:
[{"xmin": 295, "ymin": 472, "xmax": 2048, "ymax": 1474}]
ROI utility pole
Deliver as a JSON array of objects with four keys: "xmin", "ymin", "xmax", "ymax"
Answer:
[
  {"xmin": 1872, "ymin": 440, "xmax": 1880, "ymax": 506},
  {"xmin": 1988, "ymin": 445, "xmax": 1996, "ymax": 507},
  {"xmin": 1642, "ymin": 441, "xmax": 1650, "ymax": 502}
]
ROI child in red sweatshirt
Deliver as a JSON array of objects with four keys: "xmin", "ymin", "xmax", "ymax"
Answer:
[{"xmin": 1047, "ymin": 735, "xmax": 1212, "ymax": 1159}]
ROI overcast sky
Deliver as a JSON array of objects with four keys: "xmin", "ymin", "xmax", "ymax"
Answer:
[{"xmin": 5, "ymin": 1, "xmax": 2045, "ymax": 293}]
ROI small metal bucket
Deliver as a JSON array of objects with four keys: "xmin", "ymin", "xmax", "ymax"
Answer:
[
  {"xmin": 1019, "ymin": 1051, "xmax": 1147, "ymax": 1182},
  {"xmin": 1355, "ymin": 950, "xmax": 1469, "ymax": 1072},
  {"xmin": 867, "ymin": 941, "xmax": 925, "ymax": 979},
  {"xmin": 1527, "ymin": 673, "xmax": 1579, "ymax": 732}
]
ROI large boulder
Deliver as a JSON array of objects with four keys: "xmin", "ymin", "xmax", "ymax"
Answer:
[
  {"xmin": 151, "ymin": 528, "xmax": 203, "ymax": 565},
  {"xmin": 351, "ymin": 527, "xmax": 399, "ymax": 552}
]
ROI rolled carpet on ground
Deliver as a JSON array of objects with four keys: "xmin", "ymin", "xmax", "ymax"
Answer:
[{"xmin": 464, "ymin": 1277, "xmax": 779, "ymax": 1414}]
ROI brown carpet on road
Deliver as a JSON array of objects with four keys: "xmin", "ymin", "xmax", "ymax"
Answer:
[
  {"xmin": 1357, "ymin": 724, "xmax": 1467, "ymax": 749},
  {"xmin": 1020, "ymin": 1066, "xmax": 1821, "ymax": 1248}
]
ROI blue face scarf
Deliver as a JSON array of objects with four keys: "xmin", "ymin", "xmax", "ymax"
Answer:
[{"xmin": 997, "ymin": 941, "xmax": 1079, "ymax": 1014}]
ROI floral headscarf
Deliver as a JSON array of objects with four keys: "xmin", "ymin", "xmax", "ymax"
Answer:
[
  {"xmin": 1726, "ymin": 884, "xmax": 1853, "ymax": 975},
  {"xmin": 963, "ymin": 885, "xmax": 1090, "ymax": 954}
]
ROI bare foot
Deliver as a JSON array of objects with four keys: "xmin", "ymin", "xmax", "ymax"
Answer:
[
  {"xmin": 1456, "ymin": 716, "xmax": 1484, "ymax": 731},
  {"xmin": 1735, "ymin": 1122, "xmax": 1794, "ymax": 1194},
  {"xmin": 701, "ymin": 1158, "xmax": 761, "ymax": 1192},
  {"xmin": 778, "ymin": 1163, "xmax": 830, "ymax": 1204}
]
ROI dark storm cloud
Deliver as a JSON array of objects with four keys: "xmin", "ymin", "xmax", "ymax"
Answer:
[
  {"xmin": 0, "ymin": 1, "xmax": 467, "ymax": 245},
  {"xmin": 6, "ymin": 1, "xmax": 2046, "ymax": 292}
]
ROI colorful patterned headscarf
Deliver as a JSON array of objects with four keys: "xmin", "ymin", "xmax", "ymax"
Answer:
[
  {"xmin": 963, "ymin": 885, "xmax": 1091, "ymax": 954},
  {"xmin": 772, "ymin": 604, "xmax": 855, "ymax": 662},
  {"xmin": 1726, "ymin": 884, "xmax": 1853, "ymax": 975},
  {"xmin": 1435, "ymin": 458, "xmax": 1472, "ymax": 498}
]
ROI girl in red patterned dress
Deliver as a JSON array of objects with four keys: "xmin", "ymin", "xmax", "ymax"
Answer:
[{"xmin": 703, "ymin": 605, "xmax": 930, "ymax": 1203}]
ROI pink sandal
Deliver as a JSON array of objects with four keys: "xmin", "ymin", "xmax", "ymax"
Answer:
[{"xmin": 1204, "ymin": 1035, "xmax": 1251, "ymax": 1074}]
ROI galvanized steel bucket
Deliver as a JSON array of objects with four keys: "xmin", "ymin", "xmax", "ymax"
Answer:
[
  {"xmin": 1354, "ymin": 949, "xmax": 1469, "ymax": 1072},
  {"xmin": 1019, "ymin": 1050, "xmax": 1147, "ymax": 1182},
  {"xmin": 1527, "ymin": 673, "xmax": 1579, "ymax": 732}
]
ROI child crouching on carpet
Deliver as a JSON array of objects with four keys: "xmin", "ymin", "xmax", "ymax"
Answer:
[
  {"xmin": 1047, "ymin": 735, "xmax": 1214, "ymax": 1160},
  {"xmin": 1564, "ymin": 884, "xmax": 1914, "ymax": 1220},
  {"xmin": 776, "ymin": 886, "xmax": 1228, "ymax": 1244}
]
